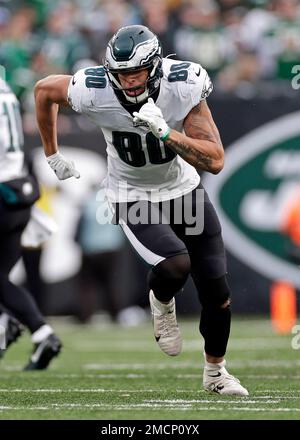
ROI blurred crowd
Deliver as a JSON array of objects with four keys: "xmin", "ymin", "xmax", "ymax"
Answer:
[{"xmin": 1, "ymin": 0, "xmax": 300, "ymax": 108}]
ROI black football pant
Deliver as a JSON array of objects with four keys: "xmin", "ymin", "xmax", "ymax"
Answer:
[
  {"xmin": 113, "ymin": 184, "xmax": 231, "ymax": 358},
  {"xmin": 0, "ymin": 200, "xmax": 46, "ymax": 333}
]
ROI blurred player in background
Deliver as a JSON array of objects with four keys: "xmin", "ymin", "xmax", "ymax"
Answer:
[
  {"xmin": 0, "ymin": 75, "xmax": 61, "ymax": 370},
  {"xmin": 75, "ymin": 188, "xmax": 125, "ymax": 323},
  {"xmin": 35, "ymin": 25, "xmax": 248, "ymax": 396}
]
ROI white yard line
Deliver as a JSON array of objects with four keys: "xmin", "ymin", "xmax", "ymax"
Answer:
[
  {"xmin": 1, "ymin": 372, "xmax": 299, "ymax": 382},
  {"xmin": 0, "ymin": 404, "xmax": 300, "ymax": 413},
  {"xmin": 2, "ymin": 359, "xmax": 299, "ymax": 373},
  {"xmin": 1, "ymin": 372, "xmax": 300, "ymax": 380},
  {"xmin": 83, "ymin": 359, "xmax": 300, "ymax": 370},
  {"xmin": 144, "ymin": 399, "xmax": 280, "ymax": 404},
  {"xmin": 0, "ymin": 389, "xmax": 298, "ymax": 402},
  {"xmin": 70, "ymin": 337, "xmax": 291, "ymax": 352}
]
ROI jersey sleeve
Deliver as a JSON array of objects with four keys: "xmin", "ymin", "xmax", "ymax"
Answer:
[
  {"xmin": 187, "ymin": 63, "xmax": 213, "ymax": 107},
  {"xmin": 67, "ymin": 68, "xmax": 90, "ymax": 114}
]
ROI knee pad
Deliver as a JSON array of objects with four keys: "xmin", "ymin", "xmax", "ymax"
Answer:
[{"xmin": 197, "ymin": 275, "xmax": 230, "ymax": 309}]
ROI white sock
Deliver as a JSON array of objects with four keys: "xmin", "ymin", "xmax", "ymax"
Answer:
[
  {"xmin": 151, "ymin": 291, "xmax": 173, "ymax": 312},
  {"xmin": 31, "ymin": 325, "xmax": 53, "ymax": 343},
  {"xmin": 204, "ymin": 359, "xmax": 226, "ymax": 371}
]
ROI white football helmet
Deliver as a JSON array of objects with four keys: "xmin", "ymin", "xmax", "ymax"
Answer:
[{"xmin": 104, "ymin": 25, "xmax": 163, "ymax": 105}]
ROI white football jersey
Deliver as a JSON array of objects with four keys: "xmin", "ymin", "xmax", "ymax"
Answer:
[
  {"xmin": 68, "ymin": 58, "xmax": 212, "ymax": 202},
  {"xmin": 0, "ymin": 78, "xmax": 24, "ymax": 182}
]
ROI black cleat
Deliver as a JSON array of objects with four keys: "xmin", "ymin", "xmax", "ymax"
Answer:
[
  {"xmin": 0, "ymin": 315, "xmax": 23, "ymax": 358},
  {"xmin": 23, "ymin": 333, "xmax": 62, "ymax": 371},
  {"xmin": 6, "ymin": 316, "xmax": 24, "ymax": 347}
]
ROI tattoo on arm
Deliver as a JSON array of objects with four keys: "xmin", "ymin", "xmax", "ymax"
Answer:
[
  {"xmin": 185, "ymin": 101, "xmax": 222, "ymax": 142},
  {"xmin": 165, "ymin": 138, "xmax": 213, "ymax": 170},
  {"xmin": 165, "ymin": 100, "xmax": 223, "ymax": 171},
  {"xmin": 184, "ymin": 103, "xmax": 216, "ymax": 142}
]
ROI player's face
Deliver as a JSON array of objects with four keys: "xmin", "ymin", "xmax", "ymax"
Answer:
[{"xmin": 118, "ymin": 69, "xmax": 149, "ymax": 97}]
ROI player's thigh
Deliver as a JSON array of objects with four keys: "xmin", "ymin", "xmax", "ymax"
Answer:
[
  {"xmin": 115, "ymin": 200, "xmax": 188, "ymax": 266},
  {"xmin": 0, "ymin": 202, "xmax": 30, "ymax": 274},
  {"xmin": 0, "ymin": 229, "xmax": 23, "ymax": 275},
  {"xmin": 177, "ymin": 194, "xmax": 227, "ymax": 279}
]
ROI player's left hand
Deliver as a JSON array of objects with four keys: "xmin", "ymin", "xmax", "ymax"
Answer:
[{"xmin": 133, "ymin": 98, "xmax": 170, "ymax": 141}]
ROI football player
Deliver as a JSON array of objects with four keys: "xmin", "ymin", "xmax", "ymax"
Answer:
[
  {"xmin": 35, "ymin": 25, "xmax": 248, "ymax": 395},
  {"xmin": 0, "ymin": 76, "xmax": 62, "ymax": 369}
]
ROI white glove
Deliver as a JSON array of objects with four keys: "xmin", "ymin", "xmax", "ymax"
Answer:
[
  {"xmin": 133, "ymin": 98, "xmax": 170, "ymax": 141},
  {"xmin": 46, "ymin": 151, "xmax": 80, "ymax": 180}
]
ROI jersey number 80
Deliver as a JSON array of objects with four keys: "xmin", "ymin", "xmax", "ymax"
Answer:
[
  {"xmin": 112, "ymin": 131, "xmax": 176, "ymax": 167},
  {"xmin": 84, "ymin": 65, "xmax": 193, "ymax": 167}
]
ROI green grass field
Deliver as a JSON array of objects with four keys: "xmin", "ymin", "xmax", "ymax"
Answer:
[{"xmin": 0, "ymin": 316, "xmax": 299, "ymax": 420}]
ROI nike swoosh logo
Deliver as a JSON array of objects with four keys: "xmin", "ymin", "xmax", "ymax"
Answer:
[
  {"xmin": 195, "ymin": 68, "xmax": 201, "ymax": 77},
  {"xmin": 215, "ymin": 385, "xmax": 224, "ymax": 391},
  {"xmin": 72, "ymin": 77, "xmax": 76, "ymax": 85},
  {"xmin": 208, "ymin": 372, "xmax": 222, "ymax": 378}
]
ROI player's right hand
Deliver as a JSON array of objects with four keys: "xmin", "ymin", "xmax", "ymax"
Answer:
[
  {"xmin": 46, "ymin": 151, "xmax": 80, "ymax": 180},
  {"xmin": 133, "ymin": 98, "xmax": 170, "ymax": 141}
]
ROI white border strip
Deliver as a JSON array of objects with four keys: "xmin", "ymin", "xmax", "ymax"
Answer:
[{"xmin": 119, "ymin": 219, "xmax": 165, "ymax": 266}]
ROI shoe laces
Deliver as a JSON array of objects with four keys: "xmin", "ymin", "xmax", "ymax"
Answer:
[
  {"xmin": 156, "ymin": 306, "xmax": 177, "ymax": 338},
  {"xmin": 223, "ymin": 372, "xmax": 240, "ymax": 384}
]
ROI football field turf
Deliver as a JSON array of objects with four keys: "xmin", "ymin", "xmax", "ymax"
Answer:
[{"xmin": 0, "ymin": 316, "xmax": 300, "ymax": 420}]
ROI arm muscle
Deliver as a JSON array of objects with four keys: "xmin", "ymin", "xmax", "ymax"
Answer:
[
  {"xmin": 165, "ymin": 100, "xmax": 224, "ymax": 174},
  {"xmin": 34, "ymin": 75, "xmax": 71, "ymax": 156}
]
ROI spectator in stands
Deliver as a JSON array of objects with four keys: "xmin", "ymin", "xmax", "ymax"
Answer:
[
  {"xmin": 216, "ymin": 49, "xmax": 261, "ymax": 96},
  {"xmin": 173, "ymin": 0, "xmax": 236, "ymax": 77},
  {"xmin": 79, "ymin": 0, "xmax": 140, "ymax": 65},
  {"xmin": 38, "ymin": 3, "xmax": 91, "ymax": 74},
  {"xmin": 242, "ymin": 0, "xmax": 300, "ymax": 80},
  {"xmin": 0, "ymin": 7, "xmax": 36, "ymax": 98},
  {"xmin": 140, "ymin": 0, "xmax": 177, "ymax": 56},
  {"xmin": 1, "ymin": 1, "xmax": 299, "ymax": 105}
]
